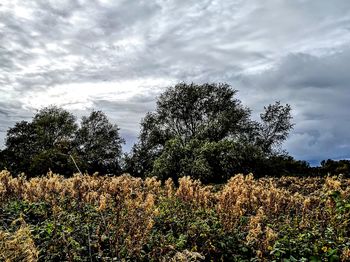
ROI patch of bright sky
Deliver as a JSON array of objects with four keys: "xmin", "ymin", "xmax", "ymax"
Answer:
[
  {"xmin": 19, "ymin": 77, "xmax": 175, "ymax": 110},
  {"xmin": 6, "ymin": 3, "xmax": 34, "ymax": 19}
]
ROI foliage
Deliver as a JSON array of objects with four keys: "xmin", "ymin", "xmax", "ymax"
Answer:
[
  {"xmin": 154, "ymin": 82, "xmax": 251, "ymax": 143},
  {"xmin": 318, "ymin": 159, "xmax": 350, "ymax": 177},
  {"xmin": 127, "ymin": 82, "xmax": 294, "ymax": 181},
  {"xmin": 145, "ymin": 198, "xmax": 251, "ymax": 261},
  {"xmin": 1, "ymin": 170, "xmax": 350, "ymax": 261},
  {"xmin": 0, "ymin": 218, "xmax": 39, "ymax": 262},
  {"xmin": 151, "ymin": 138, "xmax": 266, "ymax": 183},
  {"xmin": 257, "ymin": 101, "xmax": 294, "ymax": 154},
  {"xmin": 75, "ymin": 110, "xmax": 125, "ymax": 174},
  {"xmin": 1, "ymin": 107, "xmax": 124, "ymax": 177},
  {"xmin": 4, "ymin": 107, "xmax": 78, "ymax": 176}
]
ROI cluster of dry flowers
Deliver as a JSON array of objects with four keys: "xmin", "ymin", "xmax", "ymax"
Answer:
[{"xmin": 1, "ymin": 170, "xmax": 350, "ymax": 261}]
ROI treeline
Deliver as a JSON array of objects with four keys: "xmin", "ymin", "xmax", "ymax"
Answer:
[
  {"xmin": 316, "ymin": 159, "xmax": 350, "ymax": 176},
  {"xmin": 0, "ymin": 83, "xmax": 347, "ymax": 182},
  {"xmin": 0, "ymin": 108, "xmax": 124, "ymax": 176}
]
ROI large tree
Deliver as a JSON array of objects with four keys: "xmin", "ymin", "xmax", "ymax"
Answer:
[
  {"xmin": 150, "ymin": 138, "xmax": 266, "ymax": 183},
  {"xmin": 75, "ymin": 110, "xmax": 124, "ymax": 174},
  {"xmin": 32, "ymin": 106, "xmax": 78, "ymax": 149},
  {"xmin": 4, "ymin": 107, "xmax": 78, "ymax": 176},
  {"xmin": 4, "ymin": 120, "xmax": 37, "ymax": 173},
  {"xmin": 3, "ymin": 107, "xmax": 124, "ymax": 176},
  {"xmin": 125, "ymin": 83, "xmax": 251, "ymax": 178},
  {"xmin": 126, "ymin": 82, "xmax": 294, "ymax": 182},
  {"xmin": 152, "ymin": 82, "xmax": 251, "ymax": 143}
]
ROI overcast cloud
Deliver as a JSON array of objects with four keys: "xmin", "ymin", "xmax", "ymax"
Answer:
[{"xmin": 1, "ymin": 0, "xmax": 350, "ymax": 164}]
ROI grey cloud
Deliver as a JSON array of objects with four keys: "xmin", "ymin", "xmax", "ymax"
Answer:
[
  {"xmin": 87, "ymin": 93, "xmax": 162, "ymax": 151},
  {"xmin": 237, "ymin": 50, "xmax": 350, "ymax": 161},
  {"xmin": 1, "ymin": 0, "xmax": 350, "ymax": 162},
  {"xmin": 90, "ymin": 90, "xmax": 162, "ymax": 129},
  {"xmin": 0, "ymin": 101, "xmax": 33, "ymax": 147},
  {"xmin": 92, "ymin": 99, "xmax": 155, "ymax": 116}
]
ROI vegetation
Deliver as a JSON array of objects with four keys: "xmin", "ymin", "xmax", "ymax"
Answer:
[
  {"xmin": 0, "ymin": 82, "xmax": 349, "ymax": 260},
  {"xmin": 1, "ymin": 82, "xmax": 347, "ymax": 181},
  {"xmin": 317, "ymin": 159, "xmax": 350, "ymax": 177},
  {"xmin": 124, "ymin": 83, "xmax": 294, "ymax": 182},
  {"xmin": 1, "ymin": 107, "xmax": 124, "ymax": 177},
  {"xmin": 1, "ymin": 170, "xmax": 350, "ymax": 261}
]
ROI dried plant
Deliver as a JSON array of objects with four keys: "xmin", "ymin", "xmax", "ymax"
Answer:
[
  {"xmin": 0, "ymin": 219, "xmax": 39, "ymax": 262},
  {"xmin": 1, "ymin": 170, "xmax": 349, "ymax": 261}
]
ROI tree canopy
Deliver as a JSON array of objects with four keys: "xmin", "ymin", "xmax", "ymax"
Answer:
[
  {"xmin": 1, "ymin": 107, "xmax": 124, "ymax": 177},
  {"xmin": 155, "ymin": 83, "xmax": 251, "ymax": 143},
  {"xmin": 125, "ymin": 83, "xmax": 294, "ymax": 182},
  {"xmin": 4, "ymin": 107, "xmax": 78, "ymax": 176},
  {"xmin": 257, "ymin": 101, "xmax": 294, "ymax": 154},
  {"xmin": 75, "ymin": 110, "xmax": 124, "ymax": 174},
  {"xmin": 0, "ymin": 82, "xmax": 308, "ymax": 182}
]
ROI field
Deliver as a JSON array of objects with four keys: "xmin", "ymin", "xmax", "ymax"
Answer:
[{"xmin": 1, "ymin": 170, "xmax": 350, "ymax": 261}]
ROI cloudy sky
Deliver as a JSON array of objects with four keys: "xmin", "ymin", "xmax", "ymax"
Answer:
[{"xmin": 1, "ymin": 0, "xmax": 350, "ymax": 165}]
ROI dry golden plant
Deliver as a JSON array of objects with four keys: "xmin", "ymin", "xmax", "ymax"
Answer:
[
  {"xmin": 341, "ymin": 248, "xmax": 350, "ymax": 262},
  {"xmin": 167, "ymin": 249, "xmax": 205, "ymax": 262},
  {"xmin": 1, "ymin": 169, "xmax": 350, "ymax": 260},
  {"xmin": 175, "ymin": 176, "xmax": 215, "ymax": 208},
  {"xmin": 0, "ymin": 219, "xmax": 38, "ymax": 262}
]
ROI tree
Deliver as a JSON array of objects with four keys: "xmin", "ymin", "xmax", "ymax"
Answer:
[
  {"xmin": 75, "ymin": 110, "xmax": 124, "ymax": 174},
  {"xmin": 151, "ymin": 138, "xmax": 266, "ymax": 184},
  {"xmin": 257, "ymin": 101, "xmax": 294, "ymax": 154},
  {"xmin": 154, "ymin": 82, "xmax": 251, "ymax": 143},
  {"xmin": 0, "ymin": 149, "xmax": 8, "ymax": 170},
  {"xmin": 3, "ymin": 107, "xmax": 125, "ymax": 177},
  {"xmin": 125, "ymin": 83, "xmax": 252, "ymax": 178},
  {"xmin": 319, "ymin": 159, "xmax": 350, "ymax": 176},
  {"xmin": 4, "ymin": 106, "xmax": 78, "ymax": 176},
  {"xmin": 126, "ymin": 82, "xmax": 294, "ymax": 182},
  {"xmin": 32, "ymin": 106, "xmax": 78, "ymax": 150},
  {"xmin": 4, "ymin": 121, "xmax": 37, "ymax": 173}
]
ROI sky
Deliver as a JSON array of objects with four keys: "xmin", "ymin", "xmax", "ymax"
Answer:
[{"xmin": 1, "ymin": 0, "xmax": 350, "ymax": 165}]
